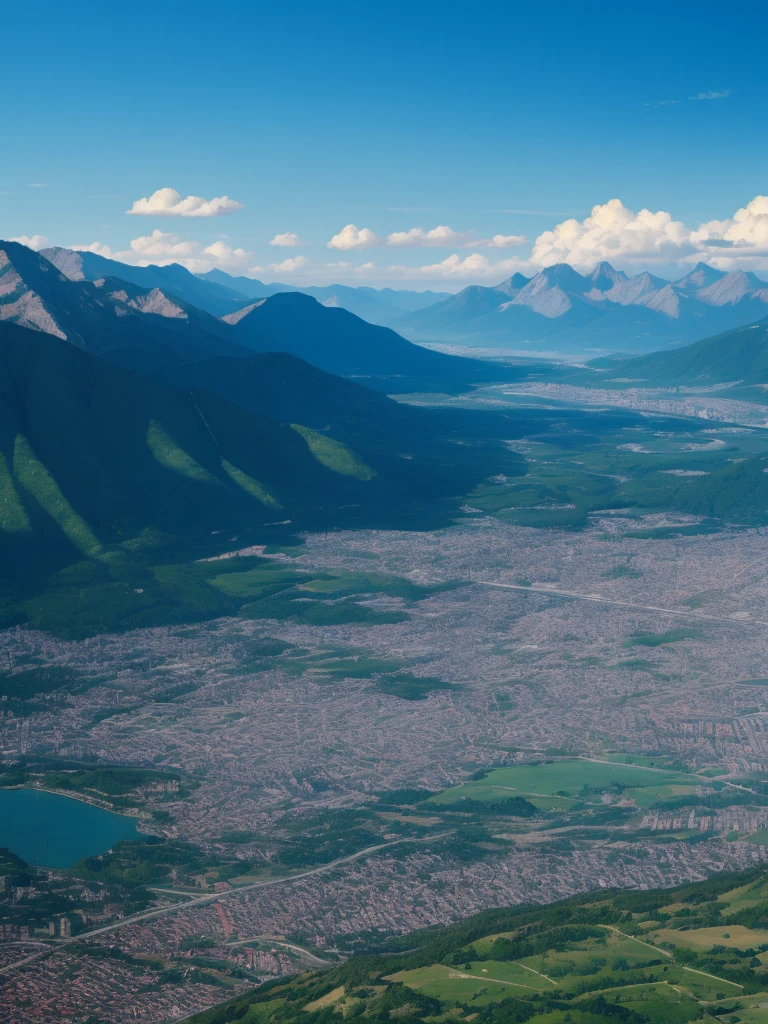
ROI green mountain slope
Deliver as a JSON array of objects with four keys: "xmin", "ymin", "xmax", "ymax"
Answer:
[
  {"xmin": 0, "ymin": 324, "xmax": 531, "ymax": 635},
  {"xmin": 189, "ymin": 866, "xmax": 768, "ymax": 1024},
  {"xmin": 0, "ymin": 324, "xmax": 491, "ymax": 584},
  {"xmin": 592, "ymin": 317, "xmax": 768, "ymax": 386}
]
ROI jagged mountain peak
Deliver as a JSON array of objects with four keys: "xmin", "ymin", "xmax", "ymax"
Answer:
[
  {"xmin": 0, "ymin": 240, "xmax": 73, "ymax": 340},
  {"xmin": 675, "ymin": 261, "xmax": 727, "ymax": 290},
  {"xmin": 533, "ymin": 262, "xmax": 589, "ymax": 289},
  {"xmin": 496, "ymin": 272, "xmax": 531, "ymax": 295},
  {"xmin": 40, "ymin": 245, "xmax": 248, "ymax": 316},
  {"xmin": 587, "ymin": 261, "xmax": 628, "ymax": 290}
]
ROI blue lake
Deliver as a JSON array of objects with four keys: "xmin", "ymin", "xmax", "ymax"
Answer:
[{"xmin": 0, "ymin": 788, "xmax": 141, "ymax": 868}]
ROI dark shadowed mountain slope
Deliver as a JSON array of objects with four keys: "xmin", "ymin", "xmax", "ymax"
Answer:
[
  {"xmin": 0, "ymin": 323, "xmax": 536, "ymax": 598},
  {"xmin": 41, "ymin": 247, "xmax": 248, "ymax": 317},
  {"xmin": 0, "ymin": 325, "xmax": 370, "ymax": 572},
  {"xmin": 155, "ymin": 350, "xmax": 397, "ymax": 429},
  {"xmin": 221, "ymin": 291, "xmax": 540, "ymax": 391}
]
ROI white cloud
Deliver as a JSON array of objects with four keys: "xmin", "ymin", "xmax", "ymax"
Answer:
[
  {"xmin": 387, "ymin": 225, "xmax": 476, "ymax": 247},
  {"xmin": 413, "ymin": 253, "xmax": 530, "ymax": 278},
  {"xmin": 486, "ymin": 233, "xmax": 527, "ymax": 249},
  {"xmin": 690, "ymin": 195, "xmax": 768, "ymax": 269},
  {"xmin": 250, "ymin": 255, "xmax": 309, "ymax": 274},
  {"xmin": 522, "ymin": 195, "xmax": 768, "ymax": 274},
  {"xmin": 127, "ymin": 187, "xmax": 244, "ymax": 218},
  {"xmin": 27, "ymin": 183, "xmax": 47, "ymax": 188},
  {"xmin": 415, "ymin": 253, "xmax": 493, "ymax": 275},
  {"xmin": 70, "ymin": 241, "xmax": 114, "ymax": 257},
  {"xmin": 327, "ymin": 224, "xmax": 380, "ymax": 250},
  {"xmin": 10, "ymin": 234, "xmax": 50, "ymax": 251},
  {"xmin": 690, "ymin": 90, "xmax": 731, "ymax": 100},
  {"xmin": 268, "ymin": 232, "xmax": 305, "ymax": 247},
  {"xmin": 72, "ymin": 230, "xmax": 253, "ymax": 274},
  {"xmin": 530, "ymin": 199, "xmax": 694, "ymax": 270},
  {"xmin": 385, "ymin": 225, "xmax": 527, "ymax": 248}
]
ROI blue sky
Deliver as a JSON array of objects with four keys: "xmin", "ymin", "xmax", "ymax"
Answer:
[{"xmin": 3, "ymin": 0, "xmax": 768, "ymax": 289}]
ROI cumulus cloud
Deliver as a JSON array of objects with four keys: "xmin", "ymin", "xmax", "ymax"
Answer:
[
  {"xmin": 268, "ymin": 232, "xmax": 305, "ymax": 247},
  {"xmin": 387, "ymin": 225, "xmax": 476, "ymax": 247},
  {"xmin": 486, "ymin": 234, "xmax": 527, "ymax": 249},
  {"xmin": 413, "ymin": 253, "xmax": 530, "ymax": 278},
  {"xmin": 10, "ymin": 234, "xmax": 50, "ymax": 250},
  {"xmin": 327, "ymin": 223, "xmax": 526, "ymax": 251},
  {"xmin": 73, "ymin": 230, "xmax": 253, "ymax": 274},
  {"xmin": 530, "ymin": 199, "xmax": 694, "ymax": 270},
  {"xmin": 327, "ymin": 224, "xmax": 380, "ymax": 250},
  {"xmin": 690, "ymin": 195, "xmax": 768, "ymax": 269},
  {"xmin": 359, "ymin": 225, "xmax": 528, "ymax": 248},
  {"xmin": 70, "ymin": 241, "xmax": 115, "ymax": 257},
  {"xmin": 519, "ymin": 194, "xmax": 768, "ymax": 273},
  {"xmin": 127, "ymin": 188, "xmax": 244, "ymax": 218},
  {"xmin": 416, "ymin": 253, "xmax": 494, "ymax": 275},
  {"xmin": 250, "ymin": 255, "xmax": 309, "ymax": 274}
]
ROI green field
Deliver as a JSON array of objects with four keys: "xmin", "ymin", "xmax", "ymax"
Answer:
[
  {"xmin": 387, "ymin": 962, "xmax": 546, "ymax": 1003},
  {"xmin": 460, "ymin": 410, "xmax": 768, "ymax": 531},
  {"xmin": 427, "ymin": 758, "xmax": 697, "ymax": 806}
]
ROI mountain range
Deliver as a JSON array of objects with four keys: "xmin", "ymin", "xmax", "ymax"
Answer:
[
  {"xmin": 41, "ymin": 246, "xmax": 448, "ymax": 324},
  {"xmin": 200, "ymin": 267, "xmax": 449, "ymax": 323},
  {"xmin": 393, "ymin": 261, "xmax": 768, "ymax": 355},
  {"xmin": 9, "ymin": 242, "xmax": 528, "ymax": 391},
  {"xmin": 37, "ymin": 246, "xmax": 768, "ymax": 359}
]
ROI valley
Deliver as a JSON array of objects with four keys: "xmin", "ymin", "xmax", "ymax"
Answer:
[{"xmin": 4, "ymin": 240, "xmax": 768, "ymax": 1022}]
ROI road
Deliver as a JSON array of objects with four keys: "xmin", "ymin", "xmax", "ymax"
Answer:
[
  {"xmin": 226, "ymin": 935, "xmax": 331, "ymax": 968},
  {"xmin": 477, "ymin": 580, "xmax": 768, "ymax": 627},
  {"xmin": 0, "ymin": 833, "xmax": 451, "ymax": 976}
]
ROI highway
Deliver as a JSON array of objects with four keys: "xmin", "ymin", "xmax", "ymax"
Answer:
[{"xmin": 477, "ymin": 580, "xmax": 768, "ymax": 627}]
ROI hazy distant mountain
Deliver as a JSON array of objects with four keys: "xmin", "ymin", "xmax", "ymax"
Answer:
[
  {"xmin": 199, "ymin": 268, "xmax": 449, "ymax": 324},
  {"xmin": 396, "ymin": 261, "xmax": 768, "ymax": 354},
  {"xmin": 0, "ymin": 241, "xmax": 242, "ymax": 371},
  {"xmin": 590, "ymin": 316, "xmax": 768, "ymax": 387},
  {"xmin": 41, "ymin": 246, "xmax": 247, "ymax": 317}
]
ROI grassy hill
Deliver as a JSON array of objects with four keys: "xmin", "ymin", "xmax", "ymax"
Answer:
[
  {"xmin": 188, "ymin": 866, "xmax": 768, "ymax": 1024},
  {"xmin": 587, "ymin": 317, "xmax": 768, "ymax": 387}
]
